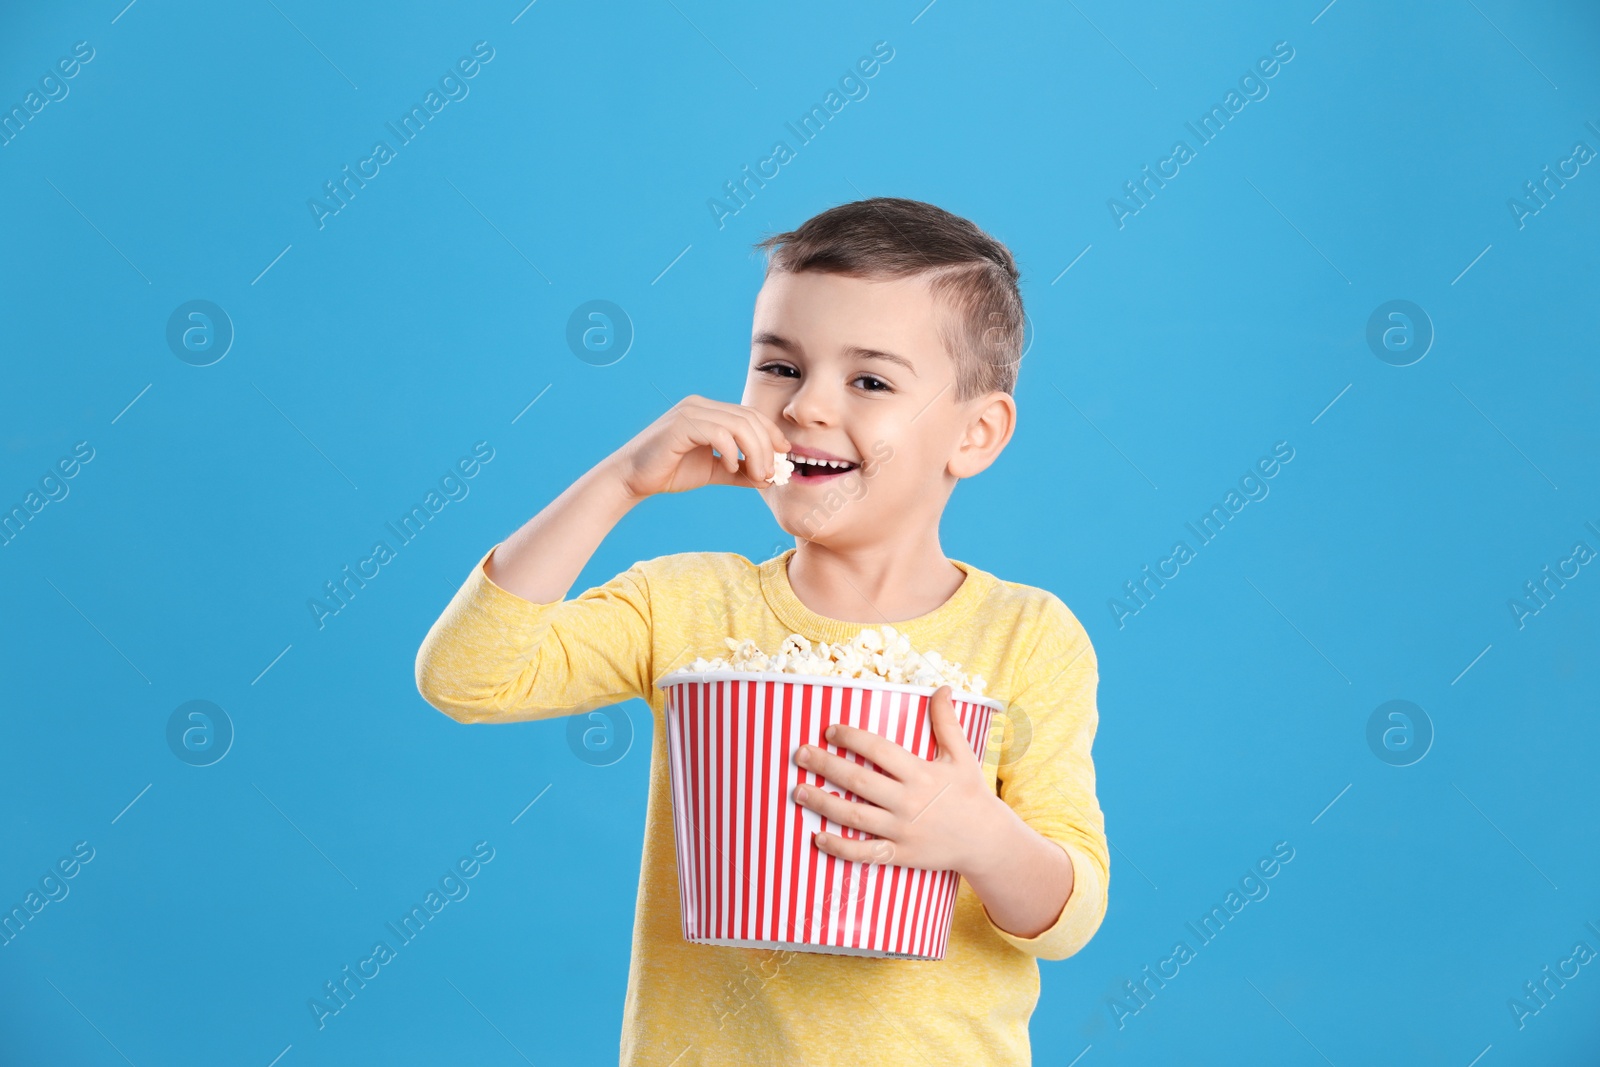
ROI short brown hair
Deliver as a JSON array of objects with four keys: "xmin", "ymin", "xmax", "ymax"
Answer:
[{"xmin": 753, "ymin": 197, "xmax": 1025, "ymax": 400}]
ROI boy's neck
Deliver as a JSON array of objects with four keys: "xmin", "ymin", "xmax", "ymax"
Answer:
[{"xmin": 785, "ymin": 536, "xmax": 966, "ymax": 626}]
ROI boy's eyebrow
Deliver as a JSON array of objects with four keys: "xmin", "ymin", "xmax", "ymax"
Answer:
[
  {"xmin": 844, "ymin": 345, "xmax": 919, "ymax": 376},
  {"xmin": 752, "ymin": 332, "xmax": 919, "ymax": 376}
]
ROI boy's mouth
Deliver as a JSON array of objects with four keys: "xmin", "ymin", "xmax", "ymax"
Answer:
[{"xmin": 784, "ymin": 451, "xmax": 859, "ymax": 481}]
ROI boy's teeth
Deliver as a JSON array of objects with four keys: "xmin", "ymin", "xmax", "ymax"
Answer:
[{"xmin": 789, "ymin": 454, "xmax": 855, "ymax": 469}]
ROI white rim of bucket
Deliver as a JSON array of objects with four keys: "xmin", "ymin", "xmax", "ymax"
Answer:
[
  {"xmin": 654, "ymin": 669, "xmax": 1003, "ymax": 713},
  {"xmin": 688, "ymin": 935, "xmax": 941, "ymax": 960}
]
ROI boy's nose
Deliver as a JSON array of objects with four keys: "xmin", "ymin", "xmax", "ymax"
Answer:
[{"xmin": 782, "ymin": 380, "xmax": 837, "ymax": 426}]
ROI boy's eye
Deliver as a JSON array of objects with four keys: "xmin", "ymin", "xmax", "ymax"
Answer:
[{"xmin": 754, "ymin": 363, "xmax": 891, "ymax": 393}]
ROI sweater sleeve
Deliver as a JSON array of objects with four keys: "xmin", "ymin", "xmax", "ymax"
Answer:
[
  {"xmin": 414, "ymin": 543, "xmax": 655, "ymax": 724},
  {"xmin": 981, "ymin": 599, "xmax": 1110, "ymax": 961}
]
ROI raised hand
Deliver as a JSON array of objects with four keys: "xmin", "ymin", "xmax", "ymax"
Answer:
[{"xmin": 608, "ymin": 394, "xmax": 791, "ymax": 500}]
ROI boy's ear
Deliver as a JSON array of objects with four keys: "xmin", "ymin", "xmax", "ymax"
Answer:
[{"xmin": 948, "ymin": 390, "xmax": 1016, "ymax": 478}]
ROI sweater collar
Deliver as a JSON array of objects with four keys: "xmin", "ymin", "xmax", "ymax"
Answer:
[{"xmin": 757, "ymin": 547, "xmax": 989, "ymax": 646}]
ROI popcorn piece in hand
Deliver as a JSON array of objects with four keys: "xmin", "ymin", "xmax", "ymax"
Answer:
[
  {"xmin": 671, "ymin": 625, "xmax": 986, "ymax": 697},
  {"xmin": 767, "ymin": 452, "xmax": 795, "ymax": 486}
]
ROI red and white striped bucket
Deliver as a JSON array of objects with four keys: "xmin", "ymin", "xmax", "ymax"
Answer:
[{"xmin": 656, "ymin": 672, "xmax": 1002, "ymax": 960}]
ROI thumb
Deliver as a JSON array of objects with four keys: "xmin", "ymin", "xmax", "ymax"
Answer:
[
  {"xmin": 707, "ymin": 460, "xmax": 770, "ymax": 489},
  {"xmin": 705, "ymin": 446, "xmax": 779, "ymax": 490},
  {"xmin": 929, "ymin": 685, "xmax": 970, "ymax": 765},
  {"xmin": 704, "ymin": 450, "xmax": 769, "ymax": 489}
]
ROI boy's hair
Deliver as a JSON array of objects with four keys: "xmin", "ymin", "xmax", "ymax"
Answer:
[{"xmin": 754, "ymin": 197, "xmax": 1025, "ymax": 400}]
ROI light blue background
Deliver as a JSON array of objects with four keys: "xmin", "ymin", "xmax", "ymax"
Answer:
[{"xmin": 3, "ymin": 1, "xmax": 1597, "ymax": 1064}]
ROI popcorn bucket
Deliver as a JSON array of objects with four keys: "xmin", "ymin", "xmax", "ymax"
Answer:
[{"xmin": 656, "ymin": 672, "xmax": 1002, "ymax": 960}]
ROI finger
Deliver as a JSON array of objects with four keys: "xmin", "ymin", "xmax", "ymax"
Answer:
[
  {"xmin": 824, "ymin": 721, "xmax": 920, "ymax": 781},
  {"xmin": 687, "ymin": 406, "xmax": 773, "ymax": 483},
  {"xmin": 702, "ymin": 434, "xmax": 771, "ymax": 488},
  {"xmin": 708, "ymin": 429, "xmax": 741, "ymax": 474},
  {"xmin": 928, "ymin": 685, "xmax": 974, "ymax": 766},
  {"xmin": 723, "ymin": 408, "xmax": 778, "ymax": 483},
  {"xmin": 670, "ymin": 403, "xmax": 745, "ymax": 476},
  {"xmin": 723, "ymin": 403, "xmax": 798, "ymax": 484},
  {"xmin": 794, "ymin": 783, "xmax": 893, "ymax": 838},
  {"xmin": 813, "ymin": 830, "xmax": 901, "ymax": 866},
  {"xmin": 697, "ymin": 397, "xmax": 790, "ymax": 457},
  {"xmin": 797, "ymin": 742, "xmax": 900, "ymax": 809},
  {"xmin": 706, "ymin": 461, "xmax": 768, "ymax": 489},
  {"xmin": 738, "ymin": 403, "xmax": 792, "ymax": 454}
]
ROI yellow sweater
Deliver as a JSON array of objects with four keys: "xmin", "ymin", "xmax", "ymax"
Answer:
[{"xmin": 415, "ymin": 545, "xmax": 1109, "ymax": 1066}]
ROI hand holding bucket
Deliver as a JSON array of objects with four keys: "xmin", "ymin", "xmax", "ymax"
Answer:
[{"xmin": 658, "ymin": 671, "xmax": 1001, "ymax": 959}]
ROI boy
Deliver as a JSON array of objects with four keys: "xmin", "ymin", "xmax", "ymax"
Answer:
[{"xmin": 415, "ymin": 197, "xmax": 1109, "ymax": 1065}]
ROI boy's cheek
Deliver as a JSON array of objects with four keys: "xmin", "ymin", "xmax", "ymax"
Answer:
[{"xmin": 863, "ymin": 438, "xmax": 895, "ymax": 477}]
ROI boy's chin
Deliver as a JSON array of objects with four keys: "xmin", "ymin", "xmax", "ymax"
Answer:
[
  {"xmin": 759, "ymin": 488, "xmax": 885, "ymax": 546},
  {"xmin": 772, "ymin": 513, "xmax": 868, "ymax": 548}
]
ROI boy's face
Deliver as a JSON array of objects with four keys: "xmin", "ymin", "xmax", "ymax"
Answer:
[{"xmin": 742, "ymin": 269, "xmax": 1014, "ymax": 550}]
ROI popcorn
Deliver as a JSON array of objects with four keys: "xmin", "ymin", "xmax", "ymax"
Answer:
[
  {"xmin": 672, "ymin": 625, "xmax": 987, "ymax": 697},
  {"xmin": 766, "ymin": 451, "xmax": 795, "ymax": 486}
]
